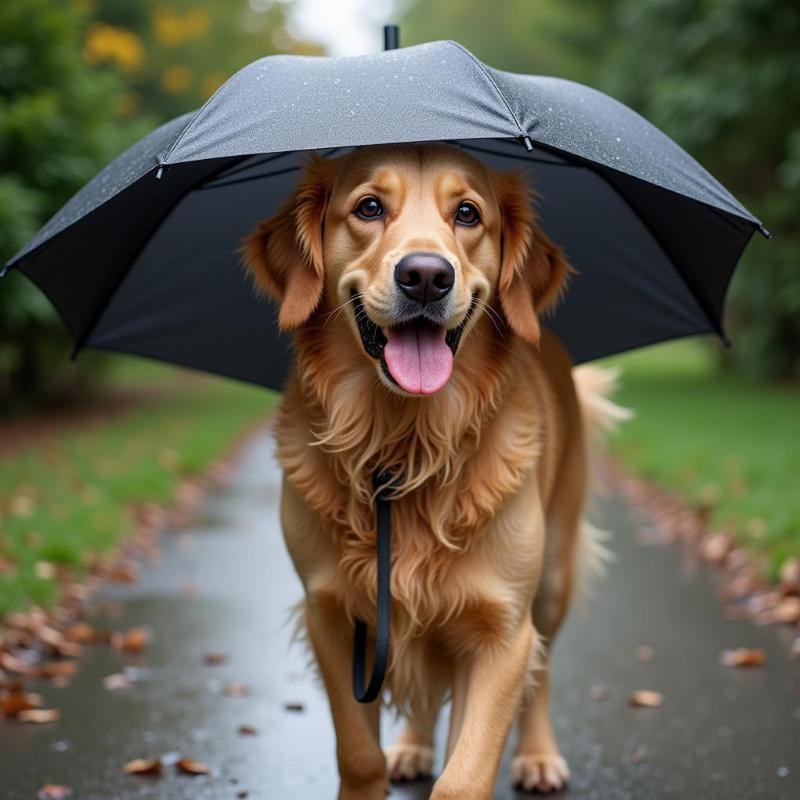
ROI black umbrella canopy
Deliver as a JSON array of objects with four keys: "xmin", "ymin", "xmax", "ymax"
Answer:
[{"xmin": 4, "ymin": 39, "xmax": 765, "ymax": 390}]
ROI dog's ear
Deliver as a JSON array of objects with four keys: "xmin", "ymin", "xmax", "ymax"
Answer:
[
  {"xmin": 242, "ymin": 156, "xmax": 336, "ymax": 330},
  {"xmin": 494, "ymin": 171, "xmax": 572, "ymax": 344}
]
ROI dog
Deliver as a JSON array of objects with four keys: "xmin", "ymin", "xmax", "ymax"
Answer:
[{"xmin": 243, "ymin": 143, "xmax": 626, "ymax": 799}]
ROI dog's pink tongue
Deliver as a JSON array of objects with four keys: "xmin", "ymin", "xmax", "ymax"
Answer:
[{"xmin": 384, "ymin": 323, "xmax": 453, "ymax": 395}]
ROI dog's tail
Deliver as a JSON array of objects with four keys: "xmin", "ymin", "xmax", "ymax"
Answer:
[{"xmin": 572, "ymin": 365, "xmax": 634, "ymax": 591}]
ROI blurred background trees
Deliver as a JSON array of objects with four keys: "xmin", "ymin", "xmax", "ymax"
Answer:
[
  {"xmin": 0, "ymin": 0, "xmax": 316, "ymax": 409},
  {"xmin": 400, "ymin": 0, "xmax": 800, "ymax": 380}
]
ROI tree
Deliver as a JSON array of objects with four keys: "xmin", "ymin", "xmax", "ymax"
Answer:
[{"xmin": 0, "ymin": 0, "xmax": 142, "ymax": 405}]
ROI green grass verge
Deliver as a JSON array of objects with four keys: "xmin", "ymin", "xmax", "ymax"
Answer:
[
  {"xmin": 0, "ymin": 359, "xmax": 277, "ymax": 615},
  {"xmin": 606, "ymin": 339, "xmax": 800, "ymax": 579}
]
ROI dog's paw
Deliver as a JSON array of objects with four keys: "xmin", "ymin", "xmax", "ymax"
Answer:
[
  {"xmin": 511, "ymin": 753, "xmax": 570, "ymax": 793},
  {"xmin": 384, "ymin": 742, "xmax": 434, "ymax": 782}
]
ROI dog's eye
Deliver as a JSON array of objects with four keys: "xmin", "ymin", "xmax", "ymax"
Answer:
[
  {"xmin": 455, "ymin": 202, "xmax": 480, "ymax": 226},
  {"xmin": 354, "ymin": 196, "xmax": 384, "ymax": 220}
]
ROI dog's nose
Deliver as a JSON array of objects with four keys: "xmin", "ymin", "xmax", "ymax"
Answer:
[{"xmin": 394, "ymin": 252, "xmax": 454, "ymax": 306}]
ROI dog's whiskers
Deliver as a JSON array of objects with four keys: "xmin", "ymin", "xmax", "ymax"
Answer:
[
  {"xmin": 323, "ymin": 293, "xmax": 364, "ymax": 327},
  {"xmin": 474, "ymin": 299, "xmax": 506, "ymax": 338}
]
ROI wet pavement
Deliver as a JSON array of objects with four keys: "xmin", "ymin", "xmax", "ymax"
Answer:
[{"xmin": 1, "ymin": 430, "xmax": 798, "ymax": 799}]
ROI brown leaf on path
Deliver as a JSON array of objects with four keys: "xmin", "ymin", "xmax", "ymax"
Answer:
[
  {"xmin": 238, "ymin": 724, "xmax": 258, "ymax": 735},
  {"xmin": 66, "ymin": 623, "xmax": 112, "ymax": 645},
  {"xmin": 701, "ymin": 532, "xmax": 734, "ymax": 565},
  {"xmin": 636, "ymin": 645, "xmax": 654, "ymax": 662},
  {"xmin": 38, "ymin": 785, "xmax": 72, "ymax": 800},
  {"xmin": 103, "ymin": 672, "xmax": 132, "ymax": 691},
  {"xmin": 112, "ymin": 626, "xmax": 148, "ymax": 653},
  {"xmin": 720, "ymin": 648, "xmax": 766, "ymax": 667},
  {"xmin": 224, "ymin": 683, "xmax": 249, "ymax": 697},
  {"xmin": 629, "ymin": 690, "xmax": 663, "ymax": 708},
  {"xmin": 0, "ymin": 652, "xmax": 37, "ymax": 676},
  {"xmin": 204, "ymin": 651, "xmax": 227, "ymax": 666},
  {"xmin": 589, "ymin": 685, "xmax": 608, "ymax": 701},
  {"xmin": 1, "ymin": 688, "xmax": 42, "ymax": 717},
  {"xmin": 770, "ymin": 596, "xmax": 800, "ymax": 624},
  {"xmin": 779, "ymin": 558, "xmax": 800, "ymax": 593},
  {"xmin": 237, "ymin": 791, "xmax": 249, "ymax": 798},
  {"xmin": 38, "ymin": 661, "xmax": 78, "ymax": 681},
  {"xmin": 18, "ymin": 708, "xmax": 60, "ymax": 723},
  {"xmin": 123, "ymin": 757, "xmax": 162, "ymax": 775},
  {"xmin": 176, "ymin": 758, "xmax": 211, "ymax": 775}
]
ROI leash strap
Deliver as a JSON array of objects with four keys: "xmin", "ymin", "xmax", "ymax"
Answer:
[{"xmin": 352, "ymin": 471, "xmax": 392, "ymax": 703}]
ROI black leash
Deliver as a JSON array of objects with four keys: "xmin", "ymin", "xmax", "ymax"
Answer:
[{"xmin": 352, "ymin": 470, "xmax": 392, "ymax": 703}]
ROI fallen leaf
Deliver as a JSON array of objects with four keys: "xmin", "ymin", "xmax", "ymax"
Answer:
[
  {"xmin": 112, "ymin": 627, "xmax": 148, "ymax": 654},
  {"xmin": 589, "ymin": 685, "xmax": 608, "ymax": 701},
  {"xmin": 176, "ymin": 758, "xmax": 210, "ymax": 775},
  {"xmin": 771, "ymin": 596, "xmax": 800, "ymax": 624},
  {"xmin": 204, "ymin": 651, "xmax": 227, "ymax": 666},
  {"xmin": 0, "ymin": 652, "xmax": 37, "ymax": 675},
  {"xmin": 224, "ymin": 683, "xmax": 249, "ymax": 697},
  {"xmin": 18, "ymin": 708, "xmax": 60, "ymax": 724},
  {"xmin": 123, "ymin": 757, "xmax": 162, "ymax": 776},
  {"xmin": 103, "ymin": 673, "xmax": 132, "ymax": 691},
  {"xmin": 237, "ymin": 792, "xmax": 249, "ymax": 798},
  {"xmin": 38, "ymin": 785, "xmax": 72, "ymax": 799},
  {"xmin": 238, "ymin": 724, "xmax": 258, "ymax": 735},
  {"xmin": 629, "ymin": 690, "xmax": 663, "ymax": 708},
  {"xmin": 636, "ymin": 645, "xmax": 654, "ymax": 662},
  {"xmin": 779, "ymin": 558, "xmax": 800, "ymax": 592},
  {"xmin": 720, "ymin": 648, "xmax": 766, "ymax": 667},
  {"xmin": 38, "ymin": 661, "xmax": 77, "ymax": 681},
  {"xmin": 1, "ymin": 689, "xmax": 42, "ymax": 717},
  {"xmin": 34, "ymin": 561, "xmax": 57, "ymax": 580},
  {"xmin": 701, "ymin": 532, "xmax": 733, "ymax": 565}
]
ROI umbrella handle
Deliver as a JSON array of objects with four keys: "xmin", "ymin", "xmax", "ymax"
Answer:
[{"xmin": 352, "ymin": 470, "xmax": 393, "ymax": 703}]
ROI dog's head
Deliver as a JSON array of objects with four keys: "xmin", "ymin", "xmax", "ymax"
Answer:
[{"xmin": 243, "ymin": 143, "xmax": 570, "ymax": 396}]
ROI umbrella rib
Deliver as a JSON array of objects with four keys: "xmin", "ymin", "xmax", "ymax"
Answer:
[
  {"xmin": 198, "ymin": 165, "xmax": 301, "ymax": 191},
  {"xmin": 210, "ymin": 151, "xmax": 293, "ymax": 181},
  {"xmin": 445, "ymin": 41, "xmax": 527, "ymax": 139}
]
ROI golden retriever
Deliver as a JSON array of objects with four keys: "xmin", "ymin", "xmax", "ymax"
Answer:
[{"xmin": 243, "ymin": 143, "xmax": 623, "ymax": 799}]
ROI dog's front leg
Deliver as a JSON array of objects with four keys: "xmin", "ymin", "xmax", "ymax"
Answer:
[
  {"xmin": 433, "ymin": 620, "xmax": 534, "ymax": 800},
  {"xmin": 305, "ymin": 601, "xmax": 386, "ymax": 800}
]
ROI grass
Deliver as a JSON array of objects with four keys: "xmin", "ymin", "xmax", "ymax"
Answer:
[
  {"xmin": 606, "ymin": 339, "xmax": 800, "ymax": 578},
  {"xmin": 0, "ymin": 358, "xmax": 277, "ymax": 615}
]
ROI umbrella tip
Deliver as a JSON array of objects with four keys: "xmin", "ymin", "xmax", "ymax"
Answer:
[
  {"xmin": 383, "ymin": 25, "xmax": 399, "ymax": 51},
  {"xmin": 758, "ymin": 224, "xmax": 772, "ymax": 239}
]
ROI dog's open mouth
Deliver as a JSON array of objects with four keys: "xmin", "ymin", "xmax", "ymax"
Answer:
[{"xmin": 353, "ymin": 293, "xmax": 475, "ymax": 395}]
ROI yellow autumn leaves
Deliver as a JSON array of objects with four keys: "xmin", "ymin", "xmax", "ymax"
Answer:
[
  {"xmin": 152, "ymin": 7, "xmax": 210, "ymax": 46},
  {"xmin": 82, "ymin": 7, "xmax": 220, "ymax": 98}
]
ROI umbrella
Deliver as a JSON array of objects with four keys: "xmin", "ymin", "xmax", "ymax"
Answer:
[{"xmin": 2, "ymin": 30, "xmax": 766, "ymax": 390}]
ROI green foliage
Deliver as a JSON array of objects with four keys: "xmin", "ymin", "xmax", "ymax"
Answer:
[
  {"xmin": 0, "ymin": 0, "xmax": 145, "ymax": 406},
  {"xmin": 597, "ymin": 0, "xmax": 800, "ymax": 380},
  {"xmin": 88, "ymin": 1, "xmax": 319, "ymax": 121},
  {"xmin": 0, "ymin": 0, "xmax": 314, "ymax": 406},
  {"xmin": 607, "ymin": 340, "xmax": 800, "ymax": 577},
  {"xmin": 401, "ymin": 0, "xmax": 800, "ymax": 380},
  {"xmin": 0, "ymin": 364, "xmax": 276, "ymax": 615}
]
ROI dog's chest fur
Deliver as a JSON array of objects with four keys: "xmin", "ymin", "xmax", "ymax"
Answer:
[{"xmin": 275, "ymin": 339, "xmax": 551, "ymax": 644}]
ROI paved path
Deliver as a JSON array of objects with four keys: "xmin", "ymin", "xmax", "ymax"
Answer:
[{"xmin": 1, "ymin": 431, "xmax": 797, "ymax": 799}]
